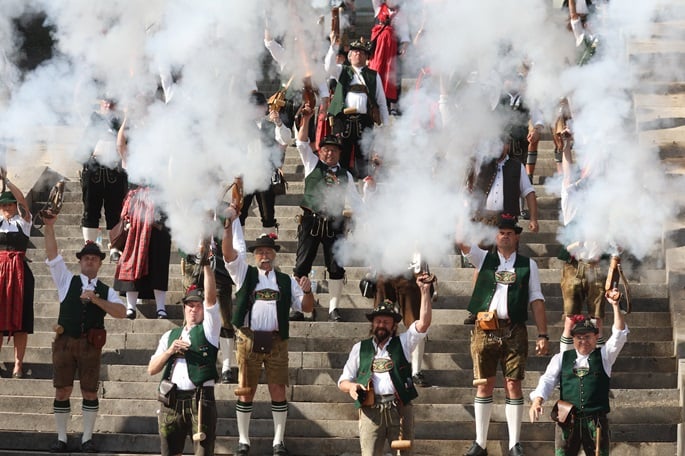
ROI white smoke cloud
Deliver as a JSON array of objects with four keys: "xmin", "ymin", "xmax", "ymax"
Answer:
[{"xmin": 0, "ymin": 0, "xmax": 680, "ymax": 266}]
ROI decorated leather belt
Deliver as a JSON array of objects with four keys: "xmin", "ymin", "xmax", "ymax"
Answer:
[
  {"xmin": 348, "ymin": 84, "xmax": 368, "ymax": 94},
  {"xmin": 374, "ymin": 394, "xmax": 397, "ymax": 405},
  {"xmin": 175, "ymin": 386, "xmax": 215, "ymax": 401}
]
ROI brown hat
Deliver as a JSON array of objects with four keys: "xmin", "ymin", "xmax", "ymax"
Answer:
[{"xmin": 76, "ymin": 241, "xmax": 106, "ymax": 260}]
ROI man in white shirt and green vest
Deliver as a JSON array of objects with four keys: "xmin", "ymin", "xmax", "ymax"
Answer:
[
  {"xmin": 221, "ymin": 209, "xmax": 314, "ymax": 456},
  {"xmin": 338, "ymin": 273, "xmax": 433, "ymax": 456},
  {"xmin": 324, "ymin": 35, "xmax": 389, "ymax": 179},
  {"xmin": 44, "ymin": 212, "xmax": 126, "ymax": 453},
  {"xmin": 148, "ymin": 260, "xmax": 219, "ymax": 456},
  {"xmin": 529, "ymin": 287, "xmax": 627, "ymax": 456},
  {"xmin": 293, "ymin": 105, "xmax": 365, "ymax": 323},
  {"xmin": 457, "ymin": 213, "xmax": 549, "ymax": 456}
]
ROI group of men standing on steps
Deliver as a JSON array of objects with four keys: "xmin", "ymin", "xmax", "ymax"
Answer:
[{"xmin": 35, "ymin": 3, "xmax": 632, "ymax": 454}]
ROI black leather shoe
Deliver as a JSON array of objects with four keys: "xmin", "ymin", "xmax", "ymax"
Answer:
[
  {"xmin": 235, "ymin": 442, "xmax": 250, "ymax": 455},
  {"xmin": 80, "ymin": 439, "xmax": 97, "ymax": 453},
  {"xmin": 520, "ymin": 209, "xmax": 530, "ymax": 220},
  {"xmin": 289, "ymin": 311, "xmax": 304, "ymax": 321},
  {"xmin": 49, "ymin": 440, "xmax": 68, "ymax": 453},
  {"xmin": 508, "ymin": 442, "xmax": 523, "ymax": 456},
  {"xmin": 273, "ymin": 442, "xmax": 289, "ymax": 456},
  {"xmin": 463, "ymin": 313, "xmax": 476, "ymax": 325},
  {"xmin": 221, "ymin": 369, "xmax": 234, "ymax": 384},
  {"xmin": 328, "ymin": 308, "xmax": 342, "ymax": 322},
  {"xmin": 412, "ymin": 372, "xmax": 430, "ymax": 387},
  {"xmin": 464, "ymin": 441, "xmax": 488, "ymax": 456},
  {"xmin": 126, "ymin": 309, "xmax": 136, "ymax": 320}
]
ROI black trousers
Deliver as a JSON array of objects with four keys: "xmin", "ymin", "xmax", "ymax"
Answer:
[
  {"xmin": 239, "ymin": 188, "xmax": 277, "ymax": 228},
  {"xmin": 81, "ymin": 162, "xmax": 128, "ymax": 229},
  {"xmin": 332, "ymin": 113, "xmax": 374, "ymax": 179},
  {"xmin": 294, "ymin": 212, "xmax": 345, "ymax": 280}
]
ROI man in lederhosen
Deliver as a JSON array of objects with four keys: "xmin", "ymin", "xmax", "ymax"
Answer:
[
  {"xmin": 44, "ymin": 212, "xmax": 126, "ymax": 453},
  {"xmin": 325, "ymin": 36, "xmax": 389, "ymax": 179},
  {"xmin": 457, "ymin": 214, "xmax": 549, "ymax": 456},
  {"xmin": 338, "ymin": 273, "xmax": 433, "ymax": 456},
  {"xmin": 293, "ymin": 105, "xmax": 365, "ymax": 323},
  {"xmin": 148, "ymin": 261, "xmax": 220, "ymax": 456},
  {"xmin": 221, "ymin": 208, "xmax": 314, "ymax": 456},
  {"xmin": 79, "ymin": 96, "xmax": 128, "ymax": 262},
  {"xmin": 529, "ymin": 288, "xmax": 628, "ymax": 456}
]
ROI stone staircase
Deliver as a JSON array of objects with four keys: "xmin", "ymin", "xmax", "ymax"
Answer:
[
  {"xmin": 1, "ymin": 6, "xmax": 684, "ymax": 456},
  {"xmin": 0, "ymin": 138, "xmax": 680, "ymax": 456}
]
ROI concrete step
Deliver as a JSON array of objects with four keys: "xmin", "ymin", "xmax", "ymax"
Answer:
[
  {"xmin": 0, "ymin": 430, "xmax": 676, "ymax": 456},
  {"xmin": 0, "ymin": 358, "xmax": 677, "ymax": 389}
]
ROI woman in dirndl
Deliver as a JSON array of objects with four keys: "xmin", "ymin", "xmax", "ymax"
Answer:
[{"xmin": 0, "ymin": 178, "xmax": 35, "ymax": 378}]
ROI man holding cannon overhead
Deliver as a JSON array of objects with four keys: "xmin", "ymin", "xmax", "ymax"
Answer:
[
  {"xmin": 221, "ymin": 208, "xmax": 314, "ymax": 456},
  {"xmin": 338, "ymin": 274, "xmax": 433, "ymax": 456},
  {"xmin": 148, "ymin": 260, "xmax": 219, "ymax": 456},
  {"xmin": 529, "ymin": 288, "xmax": 628, "ymax": 456}
]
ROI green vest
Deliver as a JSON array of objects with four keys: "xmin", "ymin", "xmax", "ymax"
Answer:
[
  {"xmin": 233, "ymin": 266, "xmax": 293, "ymax": 340},
  {"xmin": 560, "ymin": 349, "xmax": 610, "ymax": 416},
  {"xmin": 328, "ymin": 66, "xmax": 379, "ymax": 117},
  {"xmin": 300, "ymin": 161, "xmax": 349, "ymax": 216},
  {"xmin": 58, "ymin": 276, "xmax": 109, "ymax": 337},
  {"xmin": 161, "ymin": 325, "xmax": 219, "ymax": 387},
  {"xmin": 355, "ymin": 337, "xmax": 418, "ymax": 408},
  {"xmin": 467, "ymin": 252, "xmax": 531, "ymax": 324}
]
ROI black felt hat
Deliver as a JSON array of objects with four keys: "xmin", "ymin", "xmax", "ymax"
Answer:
[
  {"xmin": 570, "ymin": 316, "xmax": 599, "ymax": 336},
  {"xmin": 498, "ymin": 212, "xmax": 523, "ymax": 234},
  {"xmin": 366, "ymin": 300, "xmax": 402, "ymax": 323},
  {"xmin": 319, "ymin": 135, "xmax": 342, "ymax": 149},
  {"xmin": 247, "ymin": 233, "xmax": 281, "ymax": 253},
  {"xmin": 76, "ymin": 241, "xmax": 106, "ymax": 260}
]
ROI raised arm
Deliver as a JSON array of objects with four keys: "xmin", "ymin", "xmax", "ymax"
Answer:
[
  {"xmin": 221, "ymin": 206, "xmax": 239, "ymax": 263},
  {"xmin": 606, "ymin": 288, "xmax": 625, "ymax": 331},
  {"xmin": 4, "ymin": 178, "xmax": 30, "ymax": 222},
  {"xmin": 44, "ymin": 212, "xmax": 59, "ymax": 260},
  {"xmin": 202, "ymin": 262, "xmax": 217, "ymax": 308},
  {"xmin": 414, "ymin": 274, "xmax": 433, "ymax": 333},
  {"xmin": 117, "ymin": 114, "xmax": 128, "ymax": 168},
  {"xmin": 297, "ymin": 104, "xmax": 315, "ymax": 142}
]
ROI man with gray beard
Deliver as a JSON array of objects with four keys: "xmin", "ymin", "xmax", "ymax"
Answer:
[{"xmin": 221, "ymin": 209, "xmax": 314, "ymax": 456}]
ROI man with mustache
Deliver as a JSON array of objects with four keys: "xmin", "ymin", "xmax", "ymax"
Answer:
[
  {"xmin": 221, "ymin": 211, "xmax": 314, "ymax": 456},
  {"xmin": 457, "ymin": 213, "xmax": 549, "ymax": 456},
  {"xmin": 338, "ymin": 274, "xmax": 433, "ymax": 456}
]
